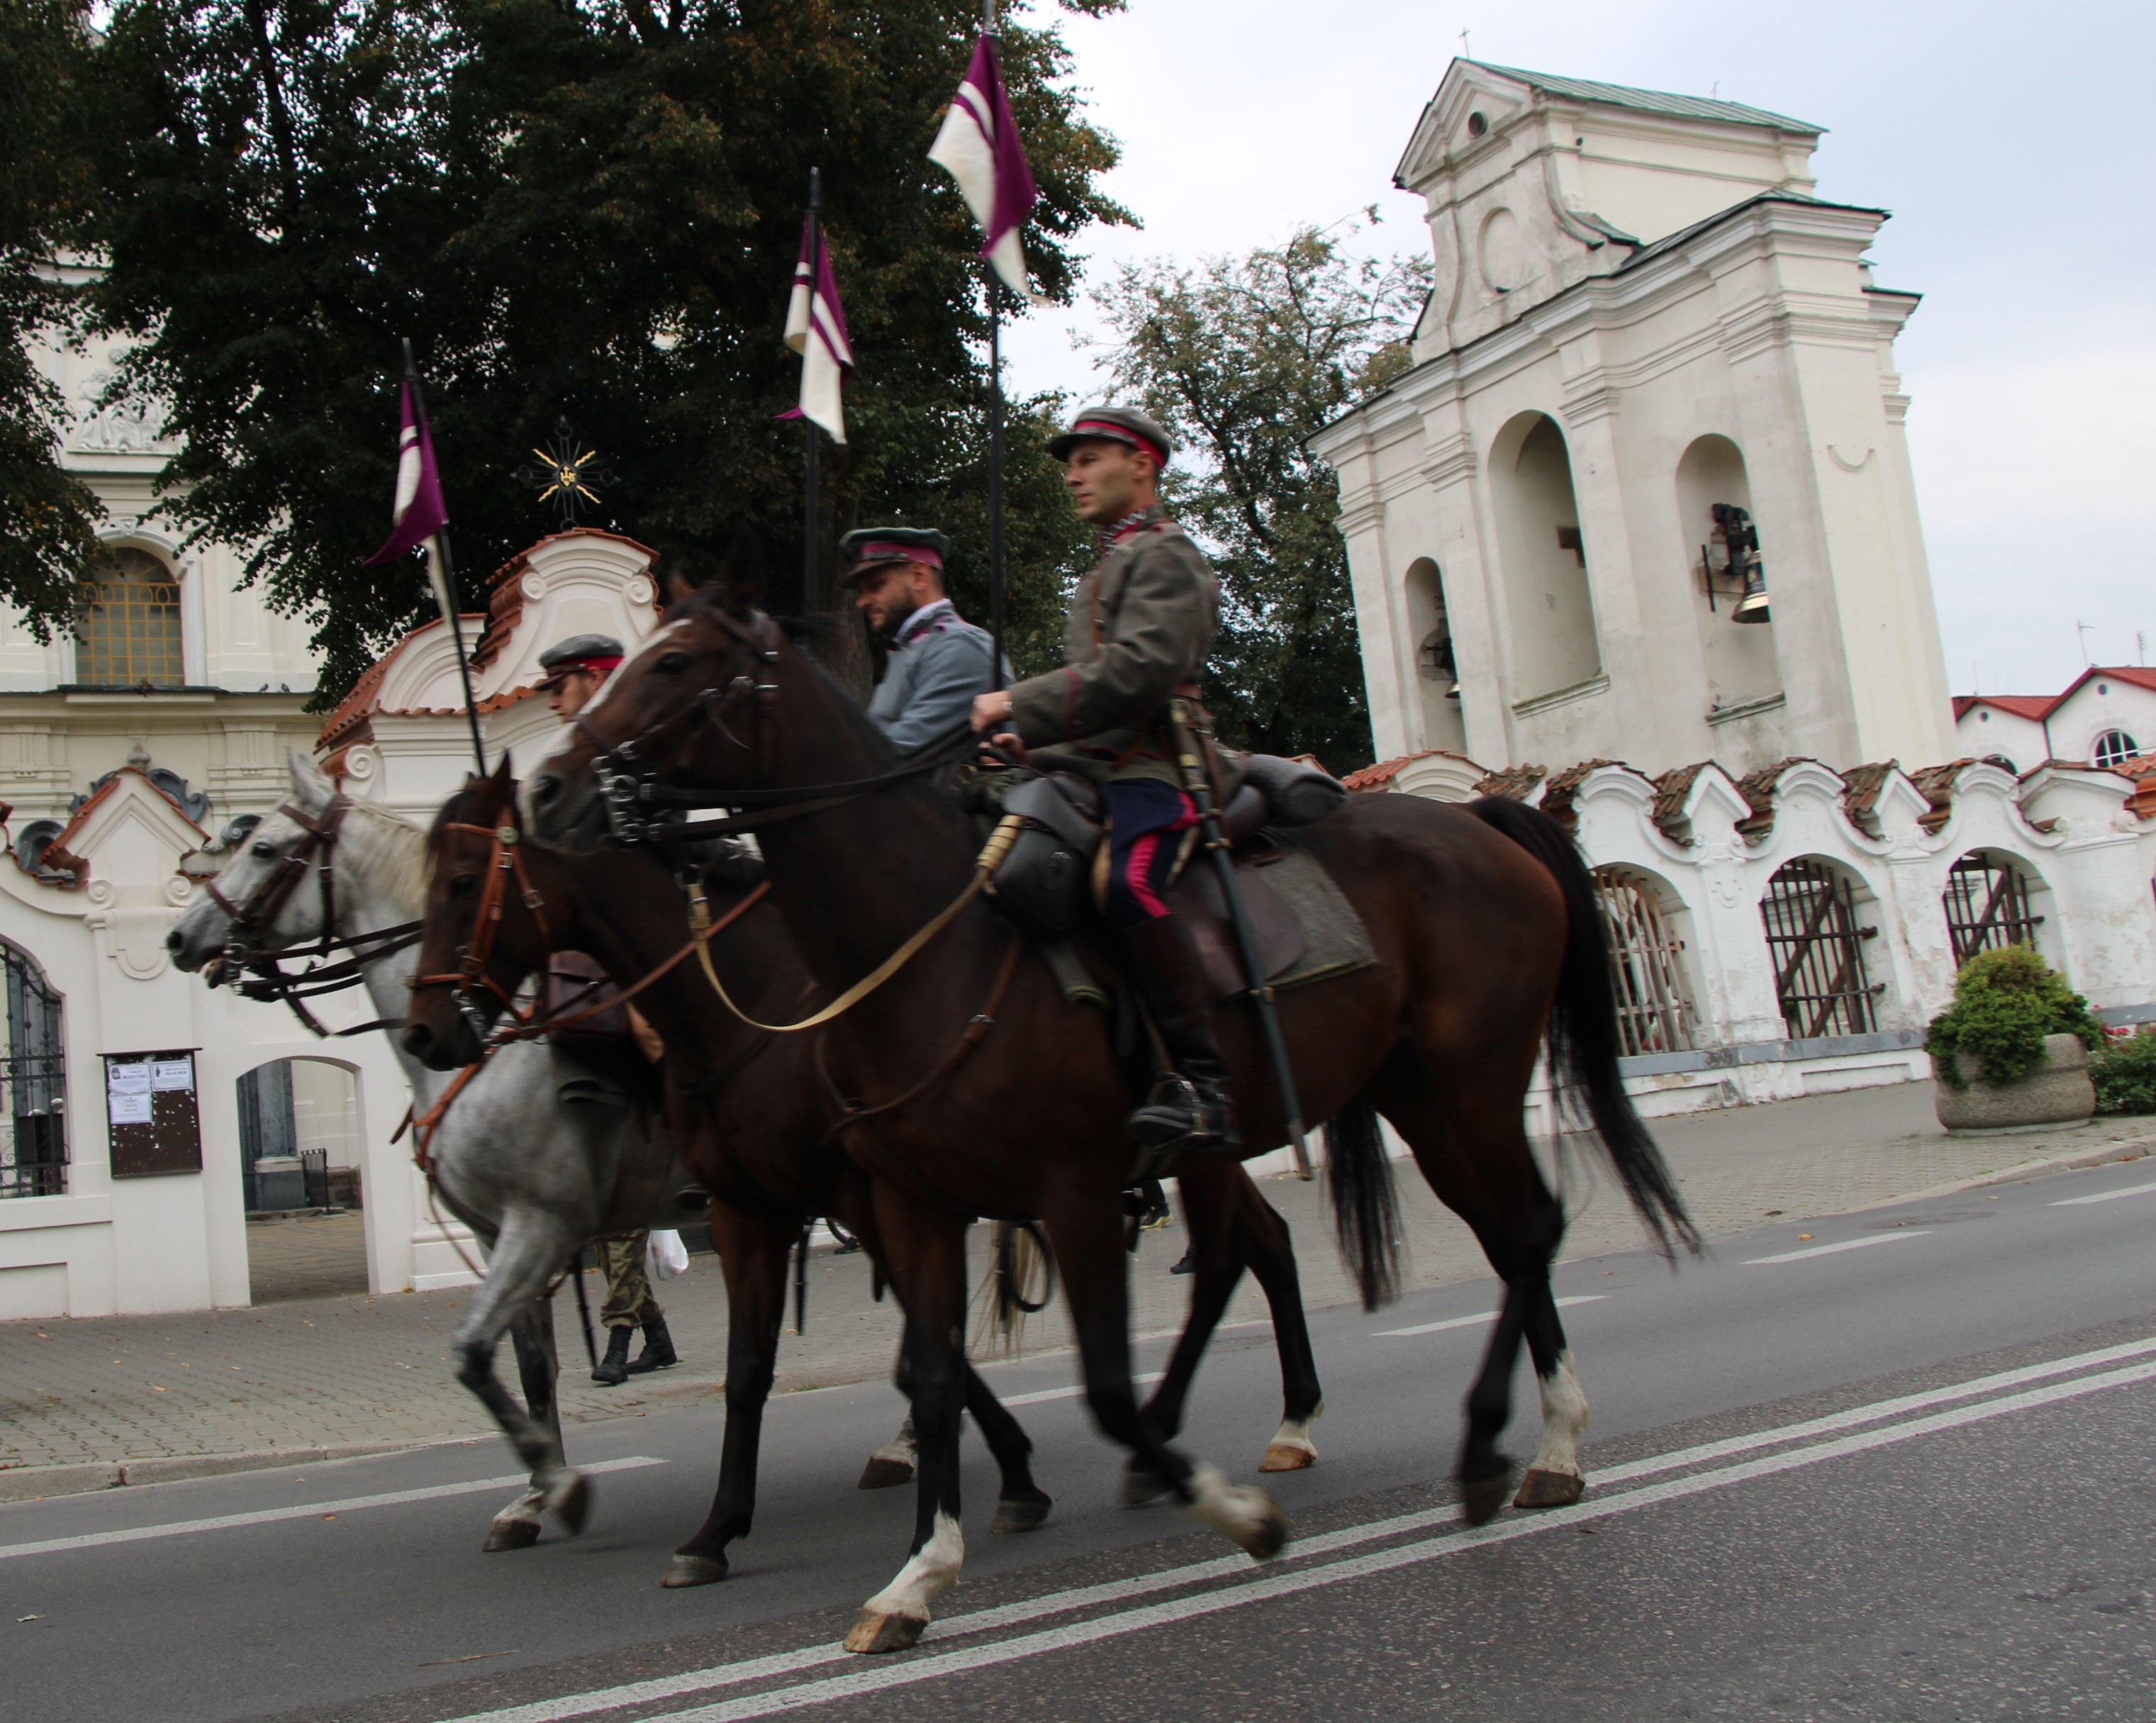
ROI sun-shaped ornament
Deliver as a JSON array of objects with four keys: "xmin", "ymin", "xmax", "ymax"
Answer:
[{"xmin": 515, "ymin": 416, "xmax": 613, "ymax": 528}]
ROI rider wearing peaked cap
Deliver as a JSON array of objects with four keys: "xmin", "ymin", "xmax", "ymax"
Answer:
[
  {"xmin": 971, "ymin": 404, "xmax": 1242, "ymax": 1157},
  {"xmin": 841, "ymin": 527, "xmax": 1008, "ymax": 754}
]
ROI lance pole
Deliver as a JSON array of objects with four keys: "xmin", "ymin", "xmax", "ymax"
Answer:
[
  {"xmin": 400, "ymin": 339, "xmax": 487, "ymax": 776},
  {"xmin": 803, "ymin": 167, "xmax": 823, "ymax": 615},
  {"xmin": 983, "ymin": 0, "xmax": 1007, "ymax": 690}
]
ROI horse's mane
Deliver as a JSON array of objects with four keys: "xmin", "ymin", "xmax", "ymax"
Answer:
[{"xmin": 328, "ymin": 791, "xmax": 430, "ymax": 908}]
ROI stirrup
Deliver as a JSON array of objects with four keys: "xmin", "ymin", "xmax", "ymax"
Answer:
[{"xmin": 1124, "ymin": 1076, "xmax": 1239, "ymax": 1179}]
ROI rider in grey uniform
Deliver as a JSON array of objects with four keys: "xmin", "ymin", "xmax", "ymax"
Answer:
[{"xmin": 842, "ymin": 528, "xmax": 1007, "ymax": 752}]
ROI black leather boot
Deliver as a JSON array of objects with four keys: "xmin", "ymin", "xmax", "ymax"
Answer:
[
  {"xmin": 1117, "ymin": 915, "xmax": 1241, "ymax": 1156},
  {"xmin": 625, "ymin": 1315, "xmax": 678, "ymax": 1374},
  {"xmin": 592, "ymin": 1326, "xmax": 632, "ymax": 1386}
]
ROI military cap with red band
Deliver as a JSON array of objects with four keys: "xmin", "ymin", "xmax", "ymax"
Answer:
[
  {"xmin": 837, "ymin": 525, "xmax": 953, "ymax": 585},
  {"xmin": 537, "ymin": 632, "xmax": 626, "ymax": 684},
  {"xmin": 1048, "ymin": 403, "xmax": 1174, "ymax": 469}
]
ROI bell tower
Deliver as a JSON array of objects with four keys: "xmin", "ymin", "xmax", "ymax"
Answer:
[{"xmin": 1314, "ymin": 61, "xmax": 1955, "ymax": 778}]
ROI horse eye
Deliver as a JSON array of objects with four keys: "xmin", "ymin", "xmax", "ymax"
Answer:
[
  {"xmin": 654, "ymin": 651, "xmax": 693, "ymax": 676},
  {"xmin": 448, "ymin": 873, "xmax": 479, "ymax": 900},
  {"xmin": 250, "ymin": 840, "xmax": 278, "ymax": 859}
]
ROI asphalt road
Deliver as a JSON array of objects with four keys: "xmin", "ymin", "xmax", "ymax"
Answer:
[{"xmin": 4, "ymin": 1156, "xmax": 2152, "ymax": 1723}]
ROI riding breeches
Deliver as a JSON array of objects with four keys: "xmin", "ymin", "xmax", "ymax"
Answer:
[{"xmin": 1100, "ymin": 780, "xmax": 1200, "ymax": 931}]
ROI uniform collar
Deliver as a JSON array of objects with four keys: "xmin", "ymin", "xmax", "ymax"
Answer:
[
  {"xmin": 1100, "ymin": 503, "xmax": 1168, "ymax": 551},
  {"xmin": 893, "ymin": 596, "xmax": 955, "ymax": 647}
]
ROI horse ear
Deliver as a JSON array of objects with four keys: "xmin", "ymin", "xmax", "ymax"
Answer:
[
  {"xmin": 287, "ymin": 749, "xmax": 333, "ymax": 806},
  {"xmin": 488, "ymin": 754, "xmax": 515, "ymax": 796},
  {"xmin": 719, "ymin": 528, "xmax": 767, "ymax": 614}
]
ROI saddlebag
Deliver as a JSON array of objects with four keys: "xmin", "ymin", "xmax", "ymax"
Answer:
[
  {"xmin": 544, "ymin": 951, "xmax": 632, "ymax": 1047},
  {"xmin": 990, "ymin": 773, "xmax": 1104, "ymax": 937}
]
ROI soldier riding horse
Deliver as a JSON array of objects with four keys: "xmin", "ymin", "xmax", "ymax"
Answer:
[{"xmin": 523, "ymin": 404, "xmax": 1697, "ymax": 1654}]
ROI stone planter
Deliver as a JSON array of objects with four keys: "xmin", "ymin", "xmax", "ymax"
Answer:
[{"xmin": 1933, "ymin": 1032, "xmax": 2096, "ymax": 1133}]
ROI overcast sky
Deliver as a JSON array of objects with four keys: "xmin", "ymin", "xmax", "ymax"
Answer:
[{"xmin": 1002, "ymin": 0, "xmax": 2155, "ymax": 698}]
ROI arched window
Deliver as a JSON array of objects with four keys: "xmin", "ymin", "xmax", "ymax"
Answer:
[
  {"xmin": 1, "ymin": 944, "xmax": 67, "ymax": 1198},
  {"xmin": 1403, "ymin": 556, "xmax": 1467, "ymax": 752},
  {"xmin": 2092, "ymin": 730, "xmax": 2139, "ymax": 769},
  {"xmin": 1759, "ymin": 859, "xmax": 1879, "ymax": 1038},
  {"xmin": 1942, "ymin": 852, "xmax": 2043, "ymax": 966},
  {"xmin": 1490, "ymin": 412, "xmax": 1602, "ymax": 701},
  {"xmin": 1594, "ymin": 867, "xmax": 1697, "ymax": 1056},
  {"xmin": 74, "ymin": 547, "xmax": 184, "ymax": 688}
]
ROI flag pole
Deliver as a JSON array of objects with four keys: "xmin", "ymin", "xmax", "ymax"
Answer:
[
  {"xmin": 399, "ymin": 339, "xmax": 487, "ymax": 776},
  {"xmin": 983, "ymin": 0, "xmax": 1007, "ymax": 691},
  {"xmin": 803, "ymin": 167, "xmax": 823, "ymax": 615}
]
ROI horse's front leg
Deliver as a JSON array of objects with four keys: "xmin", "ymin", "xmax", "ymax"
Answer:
[
  {"xmin": 664, "ymin": 1201, "xmax": 797, "ymax": 1587},
  {"xmin": 1046, "ymin": 1188, "xmax": 1290, "ymax": 1562},
  {"xmin": 963, "ymin": 1364, "xmax": 1052, "ymax": 1533},
  {"xmin": 844, "ymin": 1191, "xmax": 972, "ymax": 1655},
  {"xmin": 447, "ymin": 1212, "xmax": 585, "ymax": 1551}
]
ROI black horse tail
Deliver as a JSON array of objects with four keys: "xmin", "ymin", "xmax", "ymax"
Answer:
[
  {"xmin": 1324, "ymin": 1094, "xmax": 1405, "ymax": 1310},
  {"xmin": 1466, "ymin": 796, "xmax": 1702, "ymax": 1256}
]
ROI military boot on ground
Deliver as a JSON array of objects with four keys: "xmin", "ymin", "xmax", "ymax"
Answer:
[
  {"xmin": 1117, "ymin": 915, "xmax": 1241, "ymax": 1157},
  {"xmin": 625, "ymin": 1315, "xmax": 679, "ymax": 1375},
  {"xmin": 592, "ymin": 1326, "xmax": 632, "ymax": 1387}
]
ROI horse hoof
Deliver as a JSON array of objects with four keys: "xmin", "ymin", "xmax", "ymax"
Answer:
[
  {"xmin": 992, "ymin": 1493, "xmax": 1052, "ymax": 1534},
  {"xmin": 661, "ymin": 1552, "xmax": 730, "ymax": 1588},
  {"xmin": 545, "ymin": 1471, "xmax": 593, "ymax": 1537},
  {"xmin": 857, "ymin": 1456, "xmax": 915, "ymax": 1490},
  {"xmin": 1180, "ymin": 1463, "xmax": 1292, "ymax": 1561},
  {"xmin": 843, "ymin": 1609, "xmax": 927, "ymax": 1654},
  {"xmin": 1119, "ymin": 1463, "xmax": 1173, "ymax": 1507},
  {"xmin": 1459, "ymin": 1463, "xmax": 1517, "ymax": 1528},
  {"xmin": 1514, "ymin": 1468, "xmax": 1585, "ymax": 1510},
  {"xmin": 482, "ymin": 1517, "xmax": 542, "ymax": 1553},
  {"xmin": 1258, "ymin": 1439, "xmax": 1317, "ymax": 1473}
]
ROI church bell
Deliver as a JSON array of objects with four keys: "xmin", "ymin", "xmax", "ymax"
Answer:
[{"xmin": 1714, "ymin": 503, "xmax": 1770, "ymax": 624}]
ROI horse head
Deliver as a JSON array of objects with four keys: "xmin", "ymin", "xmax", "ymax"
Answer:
[
  {"xmin": 404, "ymin": 757, "xmax": 569, "ymax": 1071},
  {"xmin": 167, "ymin": 750, "xmax": 353, "ymax": 976}
]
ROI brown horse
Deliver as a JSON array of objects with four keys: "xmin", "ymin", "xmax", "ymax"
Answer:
[
  {"xmin": 525, "ymin": 591, "xmax": 1696, "ymax": 1652},
  {"xmin": 403, "ymin": 762, "xmax": 1330, "ymax": 1590}
]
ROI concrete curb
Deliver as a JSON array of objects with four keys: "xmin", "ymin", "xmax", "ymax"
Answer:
[
  {"xmin": 1847, "ymin": 1134, "xmax": 2156, "ymax": 1212},
  {"xmin": 0, "ymin": 1439, "xmax": 429, "ymax": 1503}
]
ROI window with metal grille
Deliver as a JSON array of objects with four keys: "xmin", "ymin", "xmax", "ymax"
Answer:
[
  {"xmin": 1942, "ymin": 852, "xmax": 2043, "ymax": 966},
  {"xmin": 1758, "ymin": 858, "xmax": 1879, "ymax": 1039},
  {"xmin": 1594, "ymin": 867, "xmax": 1697, "ymax": 1056},
  {"xmin": 74, "ymin": 547, "xmax": 183, "ymax": 688},
  {"xmin": 1, "ymin": 944, "xmax": 67, "ymax": 1198}
]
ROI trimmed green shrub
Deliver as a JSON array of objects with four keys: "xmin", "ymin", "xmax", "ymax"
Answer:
[
  {"xmin": 1926, "ymin": 945, "xmax": 2104, "ymax": 1089},
  {"xmin": 2091, "ymin": 1027, "xmax": 2156, "ymax": 1115}
]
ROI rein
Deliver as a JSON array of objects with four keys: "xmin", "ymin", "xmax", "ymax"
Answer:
[{"xmin": 407, "ymin": 819, "xmax": 557, "ymax": 1045}]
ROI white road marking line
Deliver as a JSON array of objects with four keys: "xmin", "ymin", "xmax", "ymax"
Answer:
[
  {"xmin": 0, "ymin": 1456, "xmax": 666, "ymax": 1562},
  {"xmin": 1743, "ymin": 1231, "xmax": 1931, "ymax": 1264},
  {"xmin": 1375, "ymin": 1295, "xmax": 1605, "ymax": 1338},
  {"xmin": 1001, "ymin": 1371, "xmax": 1163, "ymax": 1407},
  {"xmin": 650, "ymin": 1356, "xmax": 2156, "ymax": 1722},
  {"xmin": 2052, "ymin": 1179, "xmax": 2156, "ymax": 1206},
  {"xmin": 429, "ymin": 1331, "xmax": 2156, "ymax": 1723}
]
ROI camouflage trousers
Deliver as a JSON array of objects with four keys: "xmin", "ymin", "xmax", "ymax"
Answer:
[{"xmin": 596, "ymin": 1232, "xmax": 663, "ymax": 1329}]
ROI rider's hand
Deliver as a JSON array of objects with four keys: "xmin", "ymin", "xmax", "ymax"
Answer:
[
  {"xmin": 970, "ymin": 688, "xmax": 1016, "ymax": 733},
  {"xmin": 990, "ymin": 732, "xmax": 1029, "ymax": 765}
]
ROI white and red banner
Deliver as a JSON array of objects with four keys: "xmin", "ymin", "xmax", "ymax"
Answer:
[
  {"xmin": 782, "ymin": 214, "xmax": 854, "ymax": 444},
  {"xmin": 927, "ymin": 32, "xmax": 1042, "ymax": 302}
]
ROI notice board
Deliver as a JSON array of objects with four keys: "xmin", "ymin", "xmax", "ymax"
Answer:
[{"xmin": 105, "ymin": 1049, "xmax": 203, "ymax": 1178}]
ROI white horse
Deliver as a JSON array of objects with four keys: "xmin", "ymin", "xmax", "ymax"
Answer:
[{"xmin": 169, "ymin": 753, "xmax": 674, "ymax": 1551}]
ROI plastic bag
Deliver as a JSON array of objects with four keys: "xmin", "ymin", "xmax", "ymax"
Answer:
[{"xmin": 645, "ymin": 1228, "xmax": 690, "ymax": 1282}]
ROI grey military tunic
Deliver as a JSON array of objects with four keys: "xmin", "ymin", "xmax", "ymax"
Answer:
[
  {"xmin": 1007, "ymin": 508, "xmax": 1222, "ymax": 788},
  {"xmin": 866, "ymin": 598, "xmax": 1005, "ymax": 753}
]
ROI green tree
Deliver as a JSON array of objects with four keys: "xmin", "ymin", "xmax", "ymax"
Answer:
[
  {"xmin": 1090, "ymin": 223, "xmax": 1431, "ymax": 771},
  {"xmin": 0, "ymin": 0, "xmax": 105, "ymax": 637},
  {"xmin": 89, "ymin": 0, "xmax": 1124, "ymax": 704}
]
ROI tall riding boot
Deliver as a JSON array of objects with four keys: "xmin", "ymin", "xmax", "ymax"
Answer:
[
  {"xmin": 626, "ymin": 1315, "xmax": 678, "ymax": 1374},
  {"xmin": 1117, "ymin": 915, "xmax": 1241, "ymax": 1155},
  {"xmin": 592, "ymin": 1326, "xmax": 632, "ymax": 1387}
]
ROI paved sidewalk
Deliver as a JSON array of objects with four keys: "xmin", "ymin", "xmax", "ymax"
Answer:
[{"xmin": 3, "ymin": 1081, "xmax": 2150, "ymax": 1488}]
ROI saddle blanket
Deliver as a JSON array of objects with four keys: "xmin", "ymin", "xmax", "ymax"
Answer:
[{"xmin": 1173, "ymin": 830, "xmax": 1376, "ymax": 999}]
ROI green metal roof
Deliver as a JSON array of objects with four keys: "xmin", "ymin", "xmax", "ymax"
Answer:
[{"xmin": 1473, "ymin": 62, "xmax": 1822, "ymax": 134}]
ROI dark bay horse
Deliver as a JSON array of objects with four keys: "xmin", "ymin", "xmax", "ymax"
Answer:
[
  {"xmin": 405, "ymin": 763, "xmax": 1329, "ymax": 1590},
  {"xmin": 525, "ymin": 593, "xmax": 1697, "ymax": 1652}
]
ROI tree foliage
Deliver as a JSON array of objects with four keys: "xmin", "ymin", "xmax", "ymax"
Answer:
[
  {"xmin": 0, "ymin": 0, "xmax": 105, "ymax": 637},
  {"xmin": 89, "ymin": 0, "xmax": 1126, "ymax": 703},
  {"xmin": 1090, "ymin": 223, "xmax": 1430, "ymax": 772}
]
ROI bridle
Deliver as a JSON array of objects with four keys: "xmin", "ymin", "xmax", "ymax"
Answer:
[
  {"xmin": 200, "ymin": 793, "xmax": 422, "ymax": 1038},
  {"xmin": 407, "ymin": 811, "xmax": 557, "ymax": 1047},
  {"xmin": 571, "ymin": 605, "xmax": 975, "ymax": 851}
]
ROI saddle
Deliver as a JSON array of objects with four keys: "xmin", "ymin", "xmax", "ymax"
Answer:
[{"xmin": 990, "ymin": 755, "xmax": 1358, "ymax": 998}]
